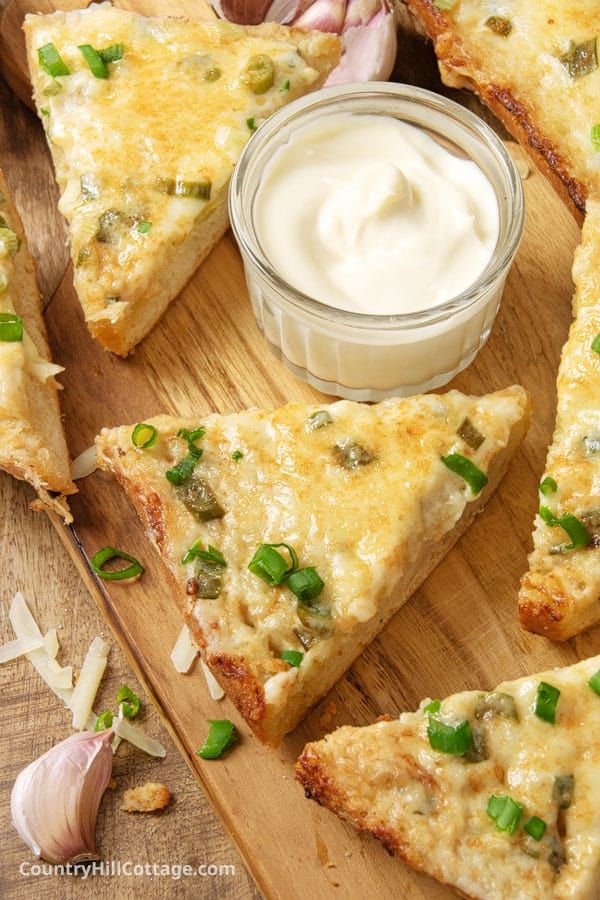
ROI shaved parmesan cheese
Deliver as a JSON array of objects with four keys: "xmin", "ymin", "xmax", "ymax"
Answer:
[
  {"xmin": 9, "ymin": 593, "xmax": 74, "ymax": 707},
  {"xmin": 113, "ymin": 716, "xmax": 166, "ymax": 758},
  {"xmin": 43, "ymin": 628, "xmax": 59, "ymax": 659},
  {"xmin": 48, "ymin": 665, "xmax": 73, "ymax": 690},
  {"xmin": 71, "ymin": 445, "xmax": 98, "ymax": 480},
  {"xmin": 170, "ymin": 625, "xmax": 199, "ymax": 674},
  {"xmin": 0, "ymin": 635, "xmax": 43, "ymax": 664},
  {"xmin": 201, "ymin": 659, "xmax": 225, "ymax": 701},
  {"xmin": 69, "ymin": 636, "xmax": 110, "ymax": 731}
]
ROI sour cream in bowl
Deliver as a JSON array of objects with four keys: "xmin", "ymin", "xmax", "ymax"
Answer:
[{"xmin": 230, "ymin": 84, "xmax": 524, "ymax": 400}]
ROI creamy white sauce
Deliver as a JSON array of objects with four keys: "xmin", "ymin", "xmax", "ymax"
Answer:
[{"xmin": 253, "ymin": 114, "xmax": 500, "ymax": 315}]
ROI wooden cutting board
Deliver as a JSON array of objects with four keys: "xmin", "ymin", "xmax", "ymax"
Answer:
[{"xmin": 1, "ymin": 2, "xmax": 595, "ymax": 898}]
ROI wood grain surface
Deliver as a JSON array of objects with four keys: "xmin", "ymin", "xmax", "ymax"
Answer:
[{"xmin": 1, "ymin": 2, "xmax": 597, "ymax": 899}]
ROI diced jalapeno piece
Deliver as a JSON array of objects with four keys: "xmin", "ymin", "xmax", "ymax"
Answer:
[{"xmin": 176, "ymin": 477, "xmax": 225, "ymax": 521}]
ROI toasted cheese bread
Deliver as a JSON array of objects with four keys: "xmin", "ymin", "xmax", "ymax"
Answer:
[
  {"xmin": 0, "ymin": 170, "xmax": 75, "ymax": 520},
  {"xmin": 96, "ymin": 388, "xmax": 530, "ymax": 744},
  {"xmin": 519, "ymin": 202, "xmax": 600, "ymax": 639},
  {"xmin": 23, "ymin": 4, "xmax": 340, "ymax": 356},
  {"xmin": 297, "ymin": 654, "xmax": 600, "ymax": 900},
  {"xmin": 404, "ymin": 0, "xmax": 600, "ymax": 215}
]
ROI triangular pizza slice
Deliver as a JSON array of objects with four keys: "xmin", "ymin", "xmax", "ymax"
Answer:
[
  {"xmin": 519, "ymin": 202, "xmax": 600, "ymax": 639},
  {"xmin": 96, "ymin": 387, "xmax": 530, "ymax": 744},
  {"xmin": 406, "ymin": 0, "xmax": 600, "ymax": 214},
  {"xmin": 0, "ymin": 170, "xmax": 75, "ymax": 520},
  {"xmin": 23, "ymin": 3, "xmax": 340, "ymax": 355},
  {"xmin": 297, "ymin": 654, "xmax": 600, "ymax": 899}
]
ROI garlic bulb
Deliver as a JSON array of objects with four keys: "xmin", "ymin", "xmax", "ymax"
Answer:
[{"xmin": 11, "ymin": 729, "xmax": 114, "ymax": 864}]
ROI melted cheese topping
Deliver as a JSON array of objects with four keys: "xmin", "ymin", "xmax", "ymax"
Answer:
[
  {"xmin": 25, "ymin": 4, "xmax": 332, "ymax": 311},
  {"xmin": 438, "ymin": 1, "xmax": 600, "ymax": 199},
  {"xmin": 97, "ymin": 389, "xmax": 527, "ymax": 684},
  {"xmin": 303, "ymin": 655, "xmax": 600, "ymax": 900},
  {"xmin": 521, "ymin": 202, "xmax": 600, "ymax": 632}
]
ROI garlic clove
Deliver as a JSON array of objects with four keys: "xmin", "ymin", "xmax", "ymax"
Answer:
[
  {"xmin": 215, "ymin": 0, "xmax": 273, "ymax": 24},
  {"xmin": 293, "ymin": 0, "xmax": 347, "ymax": 33},
  {"xmin": 325, "ymin": 6, "xmax": 397, "ymax": 85},
  {"xmin": 342, "ymin": 0, "xmax": 382, "ymax": 31},
  {"xmin": 264, "ymin": 0, "xmax": 313, "ymax": 23},
  {"xmin": 11, "ymin": 729, "xmax": 114, "ymax": 864}
]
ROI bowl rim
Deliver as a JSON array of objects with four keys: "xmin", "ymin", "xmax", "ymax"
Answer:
[{"xmin": 229, "ymin": 81, "xmax": 525, "ymax": 332}]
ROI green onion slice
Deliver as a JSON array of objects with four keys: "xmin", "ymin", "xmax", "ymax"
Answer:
[
  {"xmin": 588, "ymin": 668, "xmax": 600, "ymax": 695},
  {"xmin": 592, "ymin": 333, "xmax": 600, "ymax": 355},
  {"xmin": 116, "ymin": 684, "xmax": 141, "ymax": 718},
  {"xmin": 423, "ymin": 699, "xmax": 441, "ymax": 714},
  {"xmin": 441, "ymin": 453, "xmax": 488, "ymax": 494},
  {"xmin": 281, "ymin": 650, "xmax": 303, "ymax": 667},
  {"xmin": 246, "ymin": 117, "xmax": 257, "ymax": 132},
  {"xmin": 197, "ymin": 719, "xmax": 237, "ymax": 759},
  {"xmin": 166, "ymin": 427, "xmax": 205, "ymax": 485},
  {"xmin": 99, "ymin": 44, "xmax": 124, "ymax": 64},
  {"xmin": 242, "ymin": 54, "xmax": 275, "ymax": 94},
  {"xmin": 592, "ymin": 124, "xmax": 600, "ymax": 153},
  {"xmin": 0, "ymin": 312, "xmax": 23, "ymax": 342},
  {"xmin": 42, "ymin": 80, "xmax": 63, "ymax": 97},
  {"xmin": 91, "ymin": 546, "xmax": 144, "ymax": 581},
  {"xmin": 534, "ymin": 681, "xmax": 560, "ymax": 724},
  {"xmin": 287, "ymin": 567, "xmax": 325, "ymax": 603},
  {"xmin": 487, "ymin": 794, "xmax": 524, "ymax": 835},
  {"xmin": 38, "ymin": 43, "xmax": 70, "ymax": 77},
  {"xmin": 78, "ymin": 45, "xmax": 109, "ymax": 79},
  {"xmin": 231, "ymin": 450, "xmax": 244, "ymax": 461},
  {"xmin": 539, "ymin": 476, "xmax": 558, "ymax": 496},
  {"xmin": 94, "ymin": 709, "xmax": 114, "ymax": 731},
  {"xmin": 248, "ymin": 543, "xmax": 299, "ymax": 586},
  {"xmin": 524, "ymin": 815, "xmax": 547, "ymax": 841},
  {"xmin": 280, "ymin": 78, "xmax": 290, "ymax": 91},
  {"xmin": 131, "ymin": 422, "xmax": 158, "ymax": 449},
  {"xmin": 539, "ymin": 505, "xmax": 591, "ymax": 550},
  {"xmin": 427, "ymin": 717, "xmax": 473, "ymax": 755},
  {"xmin": 182, "ymin": 541, "xmax": 226, "ymax": 567}
]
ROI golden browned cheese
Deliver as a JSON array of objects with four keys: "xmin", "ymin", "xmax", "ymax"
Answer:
[
  {"xmin": 297, "ymin": 654, "xmax": 600, "ymax": 900},
  {"xmin": 96, "ymin": 388, "xmax": 530, "ymax": 743},
  {"xmin": 405, "ymin": 0, "xmax": 600, "ymax": 214},
  {"xmin": 24, "ymin": 4, "xmax": 340, "ymax": 355},
  {"xmin": 0, "ymin": 170, "xmax": 75, "ymax": 518},
  {"xmin": 519, "ymin": 202, "xmax": 600, "ymax": 639}
]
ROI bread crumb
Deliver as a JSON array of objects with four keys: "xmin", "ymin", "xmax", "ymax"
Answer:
[
  {"xmin": 319, "ymin": 701, "xmax": 337, "ymax": 729},
  {"xmin": 121, "ymin": 782, "xmax": 171, "ymax": 813}
]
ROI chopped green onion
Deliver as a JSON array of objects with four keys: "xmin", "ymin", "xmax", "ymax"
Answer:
[
  {"xmin": 423, "ymin": 699, "xmax": 441, "ymax": 714},
  {"xmin": 457, "ymin": 417, "xmax": 485, "ymax": 451},
  {"xmin": 307, "ymin": 410, "xmax": 333, "ymax": 432},
  {"xmin": 197, "ymin": 719, "xmax": 237, "ymax": 759},
  {"xmin": 94, "ymin": 709, "xmax": 113, "ymax": 731},
  {"xmin": 166, "ymin": 427, "xmax": 205, "ymax": 485},
  {"xmin": 78, "ymin": 45, "xmax": 109, "ymax": 79},
  {"xmin": 137, "ymin": 221, "xmax": 152, "ymax": 234},
  {"xmin": 487, "ymin": 794, "xmax": 524, "ymax": 835},
  {"xmin": 559, "ymin": 38, "xmax": 598, "ymax": 78},
  {"xmin": 231, "ymin": 449, "xmax": 244, "ymax": 461},
  {"xmin": 0, "ymin": 312, "xmax": 23, "ymax": 343},
  {"xmin": 248, "ymin": 543, "xmax": 298, "ymax": 586},
  {"xmin": 98, "ymin": 44, "xmax": 124, "ymax": 64},
  {"xmin": 553, "ymin": 774, "xmax": 574, "ymax": 809},
  {"xmin": 441, "ymin": 453, "xmax": 488, "ymax": 495},
  {"xmin": 117, "ymin": 684, "xmax": 141, "ymax": 718},
  {"xmin": 42, "ymin": 80, "xmax": 63, "ymax": 97},
  {"xmin": 38, "ymin": 43, "xmax": 70, "ymax": 78},
  {"xmin": 485, "ymin": 15, "xmax": 512, "ymax": 36},
  {"xmin": 40, "ymin": 108, "xmax": 50, "ymax": 117},
  {"xmin": 427, "ymin": 718, "xmax": 473, "ymax": 755},
  {"xmin": 592, "ymin": 124, "xmax": 600, "ymax": 153},
  {"xmin": 592, "ymin": 333, "xmax": 600, "ymax": 355},
  {"xmin": 182, "ymin": 541, "xmax": 226, "ymax": 567},
  {"xmin": 0, "ymin": 227, "xmax": 20, "ymax": 255},
  {"xmin": 287, "ymin": 568, "xmax": 324, "ymax": 603},
  {"xmin": 534, "ymin": 681, "xmax": 560, "ymax": 724},
  {"xmin": 280, "ymin": 79, "xmax": 290, "ymax": 91},
  {"xmin": 588, "ymin": 668, "xmax": 600, "ymax": 695},
  {"xmin": 281, "ymin": 650, "xmax": 303, "ymax": 667},
  {"xmin": 539, "ymin": 505, "xmax": 591, "ymax": 550},
  {"xmin": 242, "ymin": 54, "xmax": 275, "ymax": 94},
  {"xmin": 131, "ymin": 422, "xmax": 158, "ymax": 449},
  {"xmin": 540, "ymin": 476, "xmax": 558, "ymax": 495},
  {"xmin": 524, "ymin": 816, "xmax": 547, "ymax": 841},
  {"xmin": 246, "ymin": 117, "xmax": 257, "ymax": 132},
  {"xmin": 91, "ymin": 546, "xmax": 144, "ymax": 581}
]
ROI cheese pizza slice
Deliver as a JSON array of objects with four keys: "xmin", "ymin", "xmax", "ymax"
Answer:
[
  {"xmin": 0, "ymin": 170, "xmax": 75, "ymax": 520},
  {"xmin": 519, "ymin": 202, "xmax": 600, "ymax": 639},
  {"xmin": 23, "ymin": 3, "xmax": 340, "ymax": 355},
  {"xmin": 404, "ymin": 0, "xmax": 600, "ymax": 215},
  {"xmin": 297, "ymin": 654, "xmax": 600, "ymax": 899},
  {"xmin": 96, "ymin": 387, "xmax": 530, "ymax": 744}
]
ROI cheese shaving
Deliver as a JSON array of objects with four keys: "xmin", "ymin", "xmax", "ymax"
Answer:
[
  {"xmin": 113, "ymin": 716, "xmax": 166, "ymax": 758},
  {"xmin": 43, "ymin": 628, "xmax": 59, "ymax": 659},
  {"xmin": 200, "ymin": 659, "xmax": 225, "ymax": 701},
  {"xmin": 69, "ymin": 636, "xmax": 110, "ymax": 731},
  {"xmin": 170, "ymin": 625, "xmax": 199, "ymax": 674},
  {"xmin": 0, "ymin": 635, "xmax": 43, "ymax": 663},
  {"xmin": 48, "ymin": 664, "xmax": 73, "ymax": 690},
  {"xmin": 71, "ymin": 445, "xmax": 98, "ymax": 480}
]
